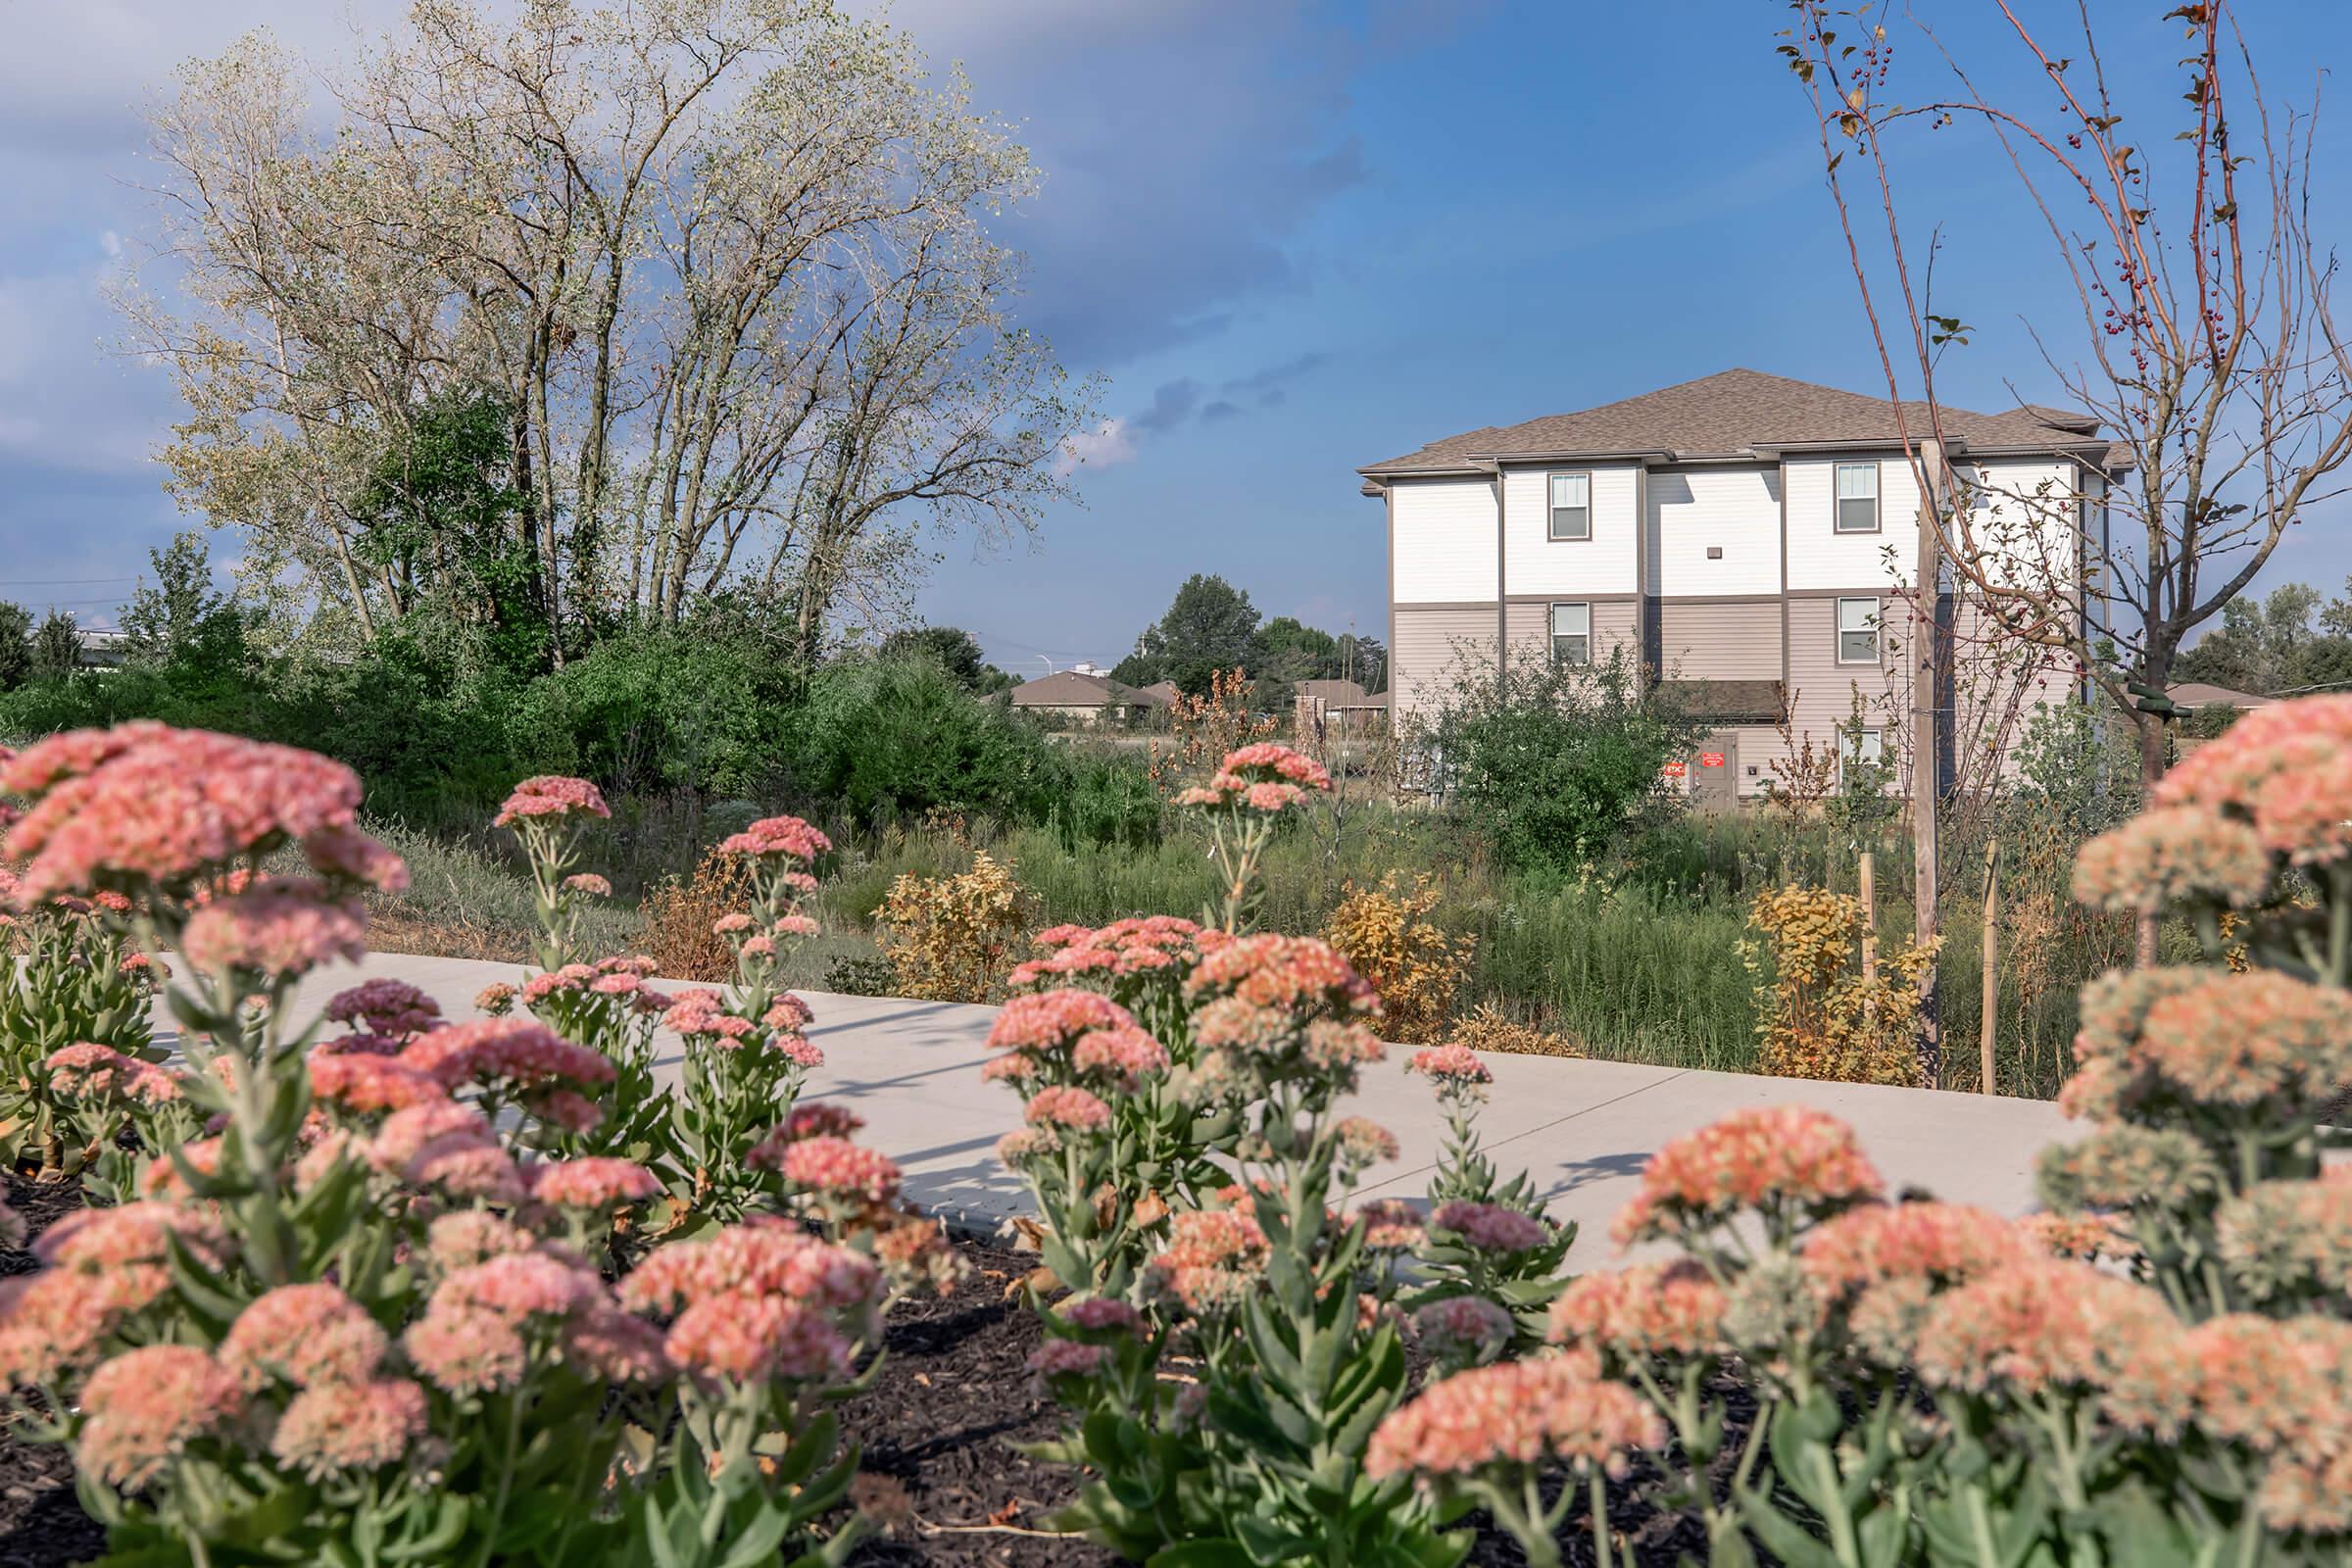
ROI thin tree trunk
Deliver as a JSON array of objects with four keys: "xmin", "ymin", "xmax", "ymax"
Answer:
[
  {"xmin": 2136, "ymin": 711, "xmax": 2168, "ymax": 965},
  {"xmin": 1913, "ymin": 438, "xmax": 1945, "ymax": 1088}
]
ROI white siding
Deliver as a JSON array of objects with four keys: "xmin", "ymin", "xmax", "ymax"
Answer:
[
  {"xmin": 1951, "ymin": 460, "xmax": 2083, "ymax": 593},
  {"xmin": 1393, "ymin": 477, "xmax": 1498, "ymax": 604},
  {"xmin": 1500, "ymin": 465, "xmax": 1639, "ymax": 597},
  {"xmin": 1785, "ymin": 456, "xmax": 1922, "ymax": 591},
  {"xmin": 1648, "ymin": 466, "xmax": 1781, "ymax": 597}
]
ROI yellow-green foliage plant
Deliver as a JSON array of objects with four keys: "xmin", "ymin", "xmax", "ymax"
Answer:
[
  {"xmin": 1741, "ymin": 883, "xmax": 1935, "ymax": 1087},
  {"xmin": 1324, "ymin": 870, "xmax": 1478, "ymax": 1045},
  {"xmin": 874, "ymin": 850, "xmax": 1034, "ymax": 1002}
]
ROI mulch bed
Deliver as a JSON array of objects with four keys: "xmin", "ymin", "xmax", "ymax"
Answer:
[{"xmin": 0, "ymin": 1184, "xmax": 1742, "ymax": 1567}]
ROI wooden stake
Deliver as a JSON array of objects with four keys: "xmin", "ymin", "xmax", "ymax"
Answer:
[
  {"xmin": 1981, "ymin": 838, "xmax": 2000, "ymax": 1097},
  {"xmin": 1858, "ymin": 852, "xmax": 1879, "ymax": 987}
]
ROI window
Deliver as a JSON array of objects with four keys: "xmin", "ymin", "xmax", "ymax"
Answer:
[
  {"xmin": 1835, "ymin": 462, "xmax": 1880, "ymax": 532},
  {"xmin": 1838, "ymin": 726, "xmax": 1885, "ymax": 787},
  {"xmin": 1550, "ymin": 602, "xmax": 1592, "ymax": 666},
  {"xmin": 1837, "ymin": 597, "xmax": 1880, "ymax": 664},
  {"xmin": 1548, "ymin": 472, "xmax": 1592, "ymax": 540}
]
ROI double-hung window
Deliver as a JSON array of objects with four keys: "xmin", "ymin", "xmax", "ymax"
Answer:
[
  {"xmin": 1837, "ymin": 597, "xmax": 1880, "ymax": 665},
  {"xmin": 1550, "ymin": 603, "xmax": 1592, "ymax": 666},
  {"xmin": 1835, "ymin": 462, "xmax": 1880, "ymax": 532},
  {"xmin": 1548, "ymin": 472, "xmax": 1592, "ymax": 540}
]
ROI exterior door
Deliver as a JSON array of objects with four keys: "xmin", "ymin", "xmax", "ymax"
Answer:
[{"xmin": 1690, "ymin": 734, "xmax": 1740, "ymax": 812}]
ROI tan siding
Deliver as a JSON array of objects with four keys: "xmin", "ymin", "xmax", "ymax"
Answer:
[
  {"xmin": 1654, "ymin": 601, "xmax": 1780, "ymax": 681},
  {"xmin": 1394, "ymin": 607, "xmax": 1496, "ymax": 726},
  {"xmin": 1784, "ymin": 594, "xmax": 1911, "ymax": 777},
  {"xmin": 1503, "ymin": 600, "xmax": 1638, "ymax": 667}
]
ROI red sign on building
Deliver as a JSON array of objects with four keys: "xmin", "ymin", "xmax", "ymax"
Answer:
[
  {"xmin": 1699, "ymin": 752, "xmax": 1726, "ymax": 768},
  {"xmin": 1662, "ymin": 760, "xmax": 1688, "ymax": 778}
]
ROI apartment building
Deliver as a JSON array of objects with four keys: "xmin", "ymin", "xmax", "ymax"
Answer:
[{"xmin": 1358, "ymin": 368, "xmax": 2119, "ymax": 802}]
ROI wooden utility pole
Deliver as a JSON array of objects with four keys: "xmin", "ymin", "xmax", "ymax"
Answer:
[
  {"xmin": 1980, "ymin": 839, "xmax": 1999, "ymax": 1096},
  {"xmin": 1912, "ymin": 439, "xmax": 1945, "ymax": 1088}
]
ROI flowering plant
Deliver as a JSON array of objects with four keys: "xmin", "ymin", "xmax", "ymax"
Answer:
[
  {"xmin": 0, "ymin": 727, "xmax": 902, "ymax": 1566},
  {"xmin": 1377, "ymin": 695, "xmax": 2352, "ymax": 1565},
  {"xmin": 0, "ymin": 872, "xmax": 169, "ymax": 1178}
]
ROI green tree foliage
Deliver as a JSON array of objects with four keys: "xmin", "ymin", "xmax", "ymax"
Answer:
[
  {"xmin": 29, "ymin": 612, "xmax": 80, "ymax": 679},
  {"xmin": 120, "ymin": 531, "xmax": 233, "ymax": 666},
  {"xmin": 1117, "ymin": 572, "xmax": 1261, "ymax": 694},
  {"xmin": 877, "ymin": 625, "xmax": 1014, "ymax": 695},
  {"xmin": 0, "ymin": 603, "xmax": 30, "ymax": 693},
  {"xmin": 350, "ymin": 392, "xmax": 546, "ymax": 670},
  {"xmin": 1113, "ymin": 575, "xmax": 1384, "ymax": 702},
  {"xmin": 1416, "ymin": 645, "xmax": 1702, "ymax": 873},
  {"xmin": 2173, "ymin": 578, "xmax": 2352, "ymax": 698}
]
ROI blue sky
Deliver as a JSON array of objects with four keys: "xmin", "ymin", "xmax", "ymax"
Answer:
[{"xmin": 4, "ymin": 1, "xmax": 2348, "ymax": 675}]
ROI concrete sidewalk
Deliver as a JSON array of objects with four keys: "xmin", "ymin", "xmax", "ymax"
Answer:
[{"xmin": 210, "ymin": 951, "xmax": 2075, "ymax": 1257}]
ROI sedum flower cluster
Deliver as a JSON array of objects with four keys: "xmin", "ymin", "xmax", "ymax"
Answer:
[{"xmin": 0, "ymin": 727, "xmax": 949, "ymax": 1566}]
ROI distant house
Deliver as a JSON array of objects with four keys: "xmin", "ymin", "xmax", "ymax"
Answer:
[
  {"xmin": 1140, "ymin": 680, "xmax": 1182, "ymax": 707},
  {"xmin": 1009, "ymin": 669, "xmax": 1170, "ymax": 723},
  {"xmin": 2164, "ymin": 681, "xmax": 2271, "ymax": 713},
  {"xmin": 1292, "ymin": 678, "xmax": 1389, "ymax": 732}
]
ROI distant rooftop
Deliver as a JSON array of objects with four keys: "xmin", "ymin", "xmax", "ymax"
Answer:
[{"xmin": 1361, "ymin": 368, "xmax": 2123, "ymax": 475}]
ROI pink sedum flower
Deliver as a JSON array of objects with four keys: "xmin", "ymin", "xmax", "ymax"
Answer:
[
  {"xmin": 665, "ymin": 1294, "xmax": 853, "ymax": 1385},
  {"xmin": 718, "ymin": 814, "xmax": 831, "ymax": 863},
  {"xmin": 1549, "ymin": 1262, "xmax": 1729, "ymax": 1360},
  {"xmin": 1367, "ymin": 1352, "xmax": 1661, "ymax": 1482},
  {"xmin": 3, "ymin": 723, "xmax": 364, "ymax": 901},
  {"xmin": 752, "ymin": 1134, "xmax": 904, "ymax": 1203},
  {"xmin": 270, "ymin": 1378, "xmax": 427, "ymax": 1480},
  {"xmin": 324, "ymin": 978, "xmax": 442, "ymax": 1039},
  {"xmin": 404, "ymin": 1303, "xmax": 528, "ymax": 1396},
  {"xmin": 1612, "ymin": 1105, "xmax": 1884, "ymax": 1248},
  {"xmin": 1024, "ymin": 1085, "xmax": 1112, "ymax": 1131},
  {"xmin": 301, "ymin": 823, "xmax": 409, "ymax": 893},
  {"xmin": 1413, "ymin": 1296, "xmax": 1514, "ymax": 1359},
  {"xmin": 220, "ymin": 1284, "xmax": 389, "ymax": 1390},
  {"xmin": 1433, "ymin": 1200, "xmax": 1549, "ymax": 1253},
  {"xmin": 181, "ymin": 879, "xmax": 366, "ymax": 979},
  {"xmin": 529, "ymin": 1157, "xmax": 662, "ymax": 1210},
  {"xmin": 493, "ymin": 776, "xmax": 609, "ymax": 828},
  {"xmin": 1406, "ymin": 1043, "xmax": 1494, "ymax": 1095},
  {"xmin": 75, "ymin": 1346, "xmax": 246, "ymax": 1488},
  {"xmin": 399, "ymin": 1017, "xmax": 617, "ymax": 1093},
  {"xmin": 1026, "ymin": 1340, "xmax": 1108, "ymax": 1383}
]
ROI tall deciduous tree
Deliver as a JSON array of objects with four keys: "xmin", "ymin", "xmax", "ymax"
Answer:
[
  {"xmin": 0, "ymin": 604, "xmax": 31, "ymax": 693},
  {"xmin": 120, "ymin": 531, "xmax": 231, "ymax": 665},
  {"xmin": 1782, "ymin": 0, "xmax": 2352, "ymax": 970},
  {"xmin": 121, "ymin": 0, "xmax": 1093, "ymax": 665}
]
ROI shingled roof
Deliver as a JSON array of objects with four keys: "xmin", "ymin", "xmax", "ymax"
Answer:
[{"xmin": 1360, "ymin": 368, "xmax": 2119, "ymax": 475}]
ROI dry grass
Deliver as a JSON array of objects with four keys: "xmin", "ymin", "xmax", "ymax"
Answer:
[
  {"xmin": 638, "ymin": 846, "xmax": 758, "ymax": 983},
  {"xmin": 1447, "ymin": 1002, "xmax": 1584, "ymax": 1059}
]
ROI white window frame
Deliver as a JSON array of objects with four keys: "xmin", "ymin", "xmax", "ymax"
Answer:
[
  {"xmin": 1548, "ymin": 471, "xmax": 1592, "ymax": 541},
  {"xmin": 1838, "ymin": 726, "xmax": 1885, "ymax": 787},
  {"xmin": 1837, "ymin": 596, "xmax": 1880, "ymax": 665},
  {"xmin": 1835, "ymin": 462, "xmax": 1881, "ymax": 533},
  {"xmin": 1550, "ymin": 602, "xmax": 1592, "ymax": 666}
]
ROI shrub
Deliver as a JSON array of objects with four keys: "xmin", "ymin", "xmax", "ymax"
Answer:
[
  {"xmin": 638, "ymin": 844, "xmax": 757, "ymax": 982},
  {"xmin": 1741, "ymin": 883, "xmax": 1935, "ymax": 1087},
  {"xmin": 1325, "ymin": 871, "xmax": 1476, "ymax": 1043},
  {"xmin": 873, "ymin": 851, "xmax": 1034, "ymax": 1002},
  {"xmin": 1415, "ymin": 644, "xmax": 1702, "ymax": 873},
  {"xmin": 1449, "ymin": 1001, "xmax": 1582, "ymax": 1059}
]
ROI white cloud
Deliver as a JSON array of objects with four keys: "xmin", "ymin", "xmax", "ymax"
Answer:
[{"xmin": 1054, "ymin": 416, "xmax": 1136, "ymax": 478}]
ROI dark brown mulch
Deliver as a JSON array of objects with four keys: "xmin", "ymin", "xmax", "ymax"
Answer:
[
  {"xmin": 846, "ymin": 1245, "xmax": 1113, "ymax": 1568},
  {"xmin": 0, "ymin": 1174, "xmax": 106, "ymax": 1568}
]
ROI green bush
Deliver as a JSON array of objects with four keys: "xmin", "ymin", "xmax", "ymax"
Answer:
[{"xmin": 1415, "ymin": 646, "xmax": 1703, "ymax": 874}]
